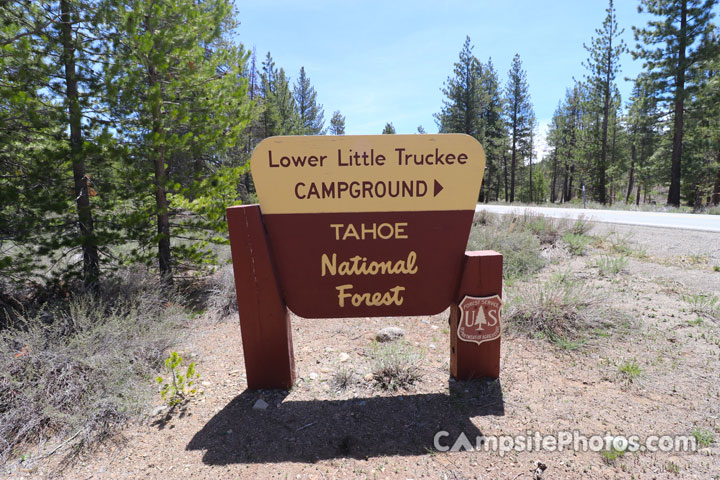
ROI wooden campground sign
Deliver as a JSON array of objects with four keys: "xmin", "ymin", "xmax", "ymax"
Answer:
[
  {"xmin": 227, "ymin": 134, "xmax": 502, "ymax": 389},
  {"xmin": 250, "ymin": 134, "xmax": 486, "ymax": 318}
]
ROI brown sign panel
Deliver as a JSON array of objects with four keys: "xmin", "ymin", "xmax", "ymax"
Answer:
[{"xmin": 251, "ymin": 134, "xmax": 485, "ymax": 318}]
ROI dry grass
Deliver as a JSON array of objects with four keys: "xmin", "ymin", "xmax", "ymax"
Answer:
[
  {"xmin": 467, "ymin": 223, "xmax": 545, "ymax": 280},
  {"xmin": 505, "ymin": 273, "xmax": 614, "ymax": 338},
  {"xmin": 369, "ymin": 341, "xmax": 422, "ymax": 391},
  {"xmin": 683, "ymin": 293, "xmax": 720, "ymax": 321},
  {"xmin": 204, "ymin": 264, "xmax": 238, "ymax": 319},
  {"xmin": 330, "ymin": 366, "xmax": 355, "ymax": 392},
  {"xmin": 593, "ymin": 255, "xmax": 629, "ymax": 276},
  {"xmin": 0, "ymin": 269, "xmax": 185, "ymax": 466},
  {"xmin": 469, "ymin": 211, "xmax": 594, "ymax": 280}
]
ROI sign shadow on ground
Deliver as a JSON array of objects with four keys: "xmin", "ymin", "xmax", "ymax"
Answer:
[{"xmin": 186, "ymin": 379, "xmax": 504, "ymax": 464}]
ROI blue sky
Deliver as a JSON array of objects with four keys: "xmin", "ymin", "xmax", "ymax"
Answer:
[{"xmin": 235, "ymin": 0, "xmax": 713, "ymax": 159}]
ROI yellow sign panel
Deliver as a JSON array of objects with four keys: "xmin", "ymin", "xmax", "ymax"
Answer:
[{"xmin": 250, "ymin": 134, "xmax": 486, "ymax": 214}]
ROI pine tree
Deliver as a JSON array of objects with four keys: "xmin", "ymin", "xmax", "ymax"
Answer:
[
  {"xmin": 434, "ymin": 36, "xmax": 485, "ymax": 139},
  {"xmin": 547, "ymin": 83, "xmax": 585, "ymax": 203},
  {"xmin": 633, "ymin": 0, "xmax": 718, "ymax": 206},
  {"xmin": 0, "ymin": 2, "xmax": 58, "ymax": 282},
  {"xmin": 682, "ymin": 28, "xmax": 720, "ymax": 207},
  {"xmin": 435, "ymin": 37, "xmax": 502, "ymax": 199},
  {"xmin": 584, "ymin": 0, "xmax": 627, "ymax": 204},
  {"xmin": 626, "ymin": 80, "xmax": 660, "ymax": 204},
  {"xmin": 329, "ymin": 111, "xmax": 346, "ymax": 135},
  {"xmin": 274, "ymin": 68, "xmax": 299, "ymax": 135},
  {"xmin": 258, "ymin": 53, "xmax": 298, "ymax": 137},
  {"xmin": 480, "ymin": 58, "xmax": 506, "ymax": 201},
  {"xmin": 547, "ymin": 103, "xmax": 564, "ymax": 203},
  {"xmin": 294, "ymin": 66, "xmax": 325, "ymax": 135},
  {"xmin": 382, "ymin": 123, "xmax": 396, "ymax": 134},
  {"xmin": 258, "ymin": 53, "xmax": 282, "ymax": 139},
  {"xmin": 504, "ymin": 54, "xmax": 535, "ymax": 203},
  {"xmin": 242, "ymin": 48, "xmax": 264, "ymax": 154},
  {"xmin": 524, "ymin": 117, "xmax": 538, "ymax": 202},
  {"xmin": 1, "ymin": 0, "xmax": 118, "ymax": 287},
  {"xmin": 106, "ymin": 0, "xmax": 251, "ymax": 281}
]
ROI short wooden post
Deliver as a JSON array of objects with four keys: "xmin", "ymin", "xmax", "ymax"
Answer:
[
  {"xmin": 226, "ymin": 205, "xmax": 295, "ymax": 390},
  {"xmin": 449, "ymin": 250, "xmax": 503, "ymax": 380}
]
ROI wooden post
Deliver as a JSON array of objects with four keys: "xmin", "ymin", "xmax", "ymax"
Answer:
[
  {"xmin": 449, "ymin": 250, "xmax": 503, "ymax": 380},
  {"xmin": 226, "ymin": 205, "xmax": 295, "ymax": 390}
]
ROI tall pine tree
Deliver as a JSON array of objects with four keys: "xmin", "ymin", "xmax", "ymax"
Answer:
[
  {"xmin": 633, "ymin": 0, "xmax": 717, "ymax": 206},
  {"xmin": 480, "ymin": 58, "xmax": 506, "ymax": 202},
  {"xmin": 106, "ymin": 0, "xmax": 250, "ymax": 281},
  {"xmin": 294, "ymin": 66, "xmax": 325, "ymax": 135},
  {"xmin": 584, "ymin": 0, "xmax": 626, "ymax": 204},
  {"xmin": 626, "ymin": 80, "xmax": 661, "ymax": 204},
  {"xmin": 329, "ymin": 111, "xmax": 346, "ymax": 135},
  {"xmin": 435, "ymin": 36, "xmax": 485, "ymax": 139},
  {"xmin": 504, "ymin": 54, "xmax": 535, "ymax": 203},
  {"xmin": 1, "ymin": 0, "xmax": 120, "ymax": 287}
]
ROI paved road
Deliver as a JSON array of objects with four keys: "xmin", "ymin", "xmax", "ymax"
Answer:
[{"xmin": 475, "ymin": 204, "xmax": 720, "ymax": 233}]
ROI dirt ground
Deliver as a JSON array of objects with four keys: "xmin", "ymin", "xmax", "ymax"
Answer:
[{"xmin": 8, "ymin": 223, "xmax": 720, "ymax": 479}]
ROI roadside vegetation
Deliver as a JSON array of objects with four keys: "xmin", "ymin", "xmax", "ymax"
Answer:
[
  {"xmin": 0, "ymin": 265, "xmax": 240, "ymax": 466},
  {"xmin": 0, "ymin": 270, "xmax": 183, "ymax": 464},
  {"xmin": 468, "ymin": 211, "xmax": 634, "ymax": 351}
]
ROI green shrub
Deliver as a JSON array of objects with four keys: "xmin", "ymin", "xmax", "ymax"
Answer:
[
  {"xmin": 601, "ymin": 446, "xmax": 625, "ymax": 464},
  {"xmin": 569, "ymin": 215, "xmax": 593, "ymax": 235},
  {"xmin": 467, "ymin": 224, "xmax": 545, "ymax": 280},
  {"xmin": 500, "ymin": 212, "xmax": 563, "ymax": 244},
  {"xmin": 157, "ymin": 352, "xmax": 199, "ymax": 407},
  {"xmin": 683, "ymin": 294, "xmax": 720, "ymax": 321},
  {"xmin": 692, "ymin": 428, "xmax": 715, "ymax": 448},
  {"xmin": 618, "ymin": 359, "xmax": 643, "ymax": 382},
  {"xmin": 562, "ymin": 233, "xmax": 591, "ymax": 256},
  {"xmin": 594, "ymin": 255, "xmax": 629, "ymax": 276}
]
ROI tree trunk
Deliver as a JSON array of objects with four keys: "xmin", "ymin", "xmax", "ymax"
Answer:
[
  {"xmin": 608, "ymin": 114, "xmax": 617, "ymax": 206},
  {"xmin": 599, "ymin": 46, "xmax": 612, "ymax": 205},
  {"xmin": 148, "ymin": 65, "xmax": 173, "ymax": 282},
  {"xmin": 693, "ymin": 184, "xmax": 703, "ymax": 212},
  {"xmin": 551, "ymin": 150, "xmax": 558, "ymax": 203},
  {"xmin": 529, "ymin": 156, "xmax": 533, "ymax": 203},
  {"xmin": 510, "ymin": 136, "xmax": 517, "ymax": 202},
  {"xmin": 502, "ymin": 150, "xmax": 508, "ymax": 201},
  {"xmin": 626, "ymin": 142, "xmax": 636, "ymax": 204},
  {"xmin": 635, "ymin": 183, "xmax": 641, "ymax": 206},
  {"xmin": 61, "ymin": 0, "xmax": 99, "ymax": 289},
  {"xmin": 667, "ymin": 0, "xmax": 687, "ymax": 207},
  {"xmin": 510, "ymin": 103, "xmax": 518, "ymax": 203},
  {"xmin": 483, "ymin": 162, "xmax": 492, "ymax": 203},
  {"xmin": 712, "ymin": 158, "xmax": 720, "ymax": 206}
]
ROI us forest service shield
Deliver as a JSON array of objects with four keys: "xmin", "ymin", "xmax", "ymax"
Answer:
[{"xmin": 457, "ymin": 294, "xmax": 503, "ymax": 345}]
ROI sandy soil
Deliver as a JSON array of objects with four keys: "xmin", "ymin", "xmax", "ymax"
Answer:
[{"xmin": 8, "ymin": 223, "xmax": 720, "ymax": 480}]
